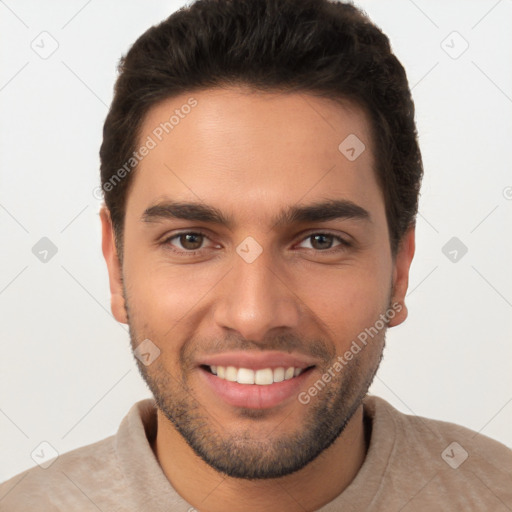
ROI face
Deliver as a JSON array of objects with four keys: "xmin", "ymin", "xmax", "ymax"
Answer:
[{"xmin": 101, "ymin": 86, "xmax": 414, "ymax": 479}]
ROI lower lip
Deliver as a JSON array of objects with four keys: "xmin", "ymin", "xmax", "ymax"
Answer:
[{"xmin": 199, "ymin": 367, "xmax": 314, "ymax": 409}]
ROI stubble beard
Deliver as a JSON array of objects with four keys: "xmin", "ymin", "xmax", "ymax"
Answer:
[{"xmin": 125, "ymin": 294, "xmax": 387, "ymax": 480}]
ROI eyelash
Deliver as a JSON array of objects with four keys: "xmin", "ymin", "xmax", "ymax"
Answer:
[{"xmin": 161, "ymin": 230, "xmax": 352, "ymax": 257}]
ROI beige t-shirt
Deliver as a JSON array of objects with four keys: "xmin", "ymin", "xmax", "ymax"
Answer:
[{"xmin": 1, "ymin": 394, "xmax": 511, "ymax": 511}]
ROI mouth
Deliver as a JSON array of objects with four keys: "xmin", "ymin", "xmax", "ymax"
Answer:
[
  {"xmin": 197, "ymin": 352, "xmax": 317, "ymax": 409},
  {"xmin": 201, "ymin": 364, "xmax": 313, "ymax": 385}
]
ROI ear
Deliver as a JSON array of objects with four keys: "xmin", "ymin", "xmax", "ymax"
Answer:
[
  {"xmin": 388, "ymin": 225, "xmax": 415, "ymax": 327},
  {"xmin": 100, "ymin": 206, "xmax": 128, "ymax": 324}
]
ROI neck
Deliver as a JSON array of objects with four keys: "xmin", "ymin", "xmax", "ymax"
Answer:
[{"xmin": 151, "ymin": 404, "xmax": 368, "ymax": 512}]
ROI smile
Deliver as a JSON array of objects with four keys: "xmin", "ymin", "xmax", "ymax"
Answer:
[{"xmin": 206, "ymin": 365, "xmax": 306, "ymax": 385}]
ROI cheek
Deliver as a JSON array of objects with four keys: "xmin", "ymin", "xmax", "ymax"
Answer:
[
  {"xmin": 295, "ymin": 259, "xmax": 391, "ymax": 343},
  {"xmin": 124, "ymin": 251, "xmax": 219, "ymax": 330}
]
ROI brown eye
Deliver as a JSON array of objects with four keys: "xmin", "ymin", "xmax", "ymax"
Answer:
[
  {"xmin": 163, "ymin": 231, "xmax": 210, "ymax": 254},
  {"xmin": 309, "ymin": 234, "xmax": 335, "ymax": 250},
  {"xmin": 177, "ymin": 233, "xmax": 204, "ymax": 250},
  {"xmin": 298, "ymin": 233, "xmax": 347, "ymax": 251}
]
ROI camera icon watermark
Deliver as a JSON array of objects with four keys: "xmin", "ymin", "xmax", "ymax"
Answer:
[
  {"xmin": 441, "ymin": 31, "xmax": 469, "ymax": 60},
  {"xmin": 441, "ymin": 441, "xmax": 468, "ymax": 469},
  {"xmin": 30, "ymin": 441, "xmax": 59, "ymax": 469},
  {"xmin": 441, "ymin": 236, "xmax": 468, "ymax": 263},
  {"xmin": 338, "ymin": 134, "xmax": 366, "ymax": 162},
  {"xmin": 30, "ymin": 31, "xmax": 59, "ymax": 60},
  {"xmin": 32, "ymin": 237, "xmax": 58, "ymax": 263},
  {"xmin": 236, "ymin": 236, "xmax": 263, "ymax": 263},
  {"xmin": 134, "ymin": 339, "xmax": 161, "ymax": 366}
]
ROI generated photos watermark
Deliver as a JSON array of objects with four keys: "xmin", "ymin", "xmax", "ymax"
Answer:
[
  {"xmin": 93, "ymin": 97, "xmax": 198, "ymax": 200},
  {"xmin": 298, "ymin": 301, "xmax": 402, "ymax": 405}
]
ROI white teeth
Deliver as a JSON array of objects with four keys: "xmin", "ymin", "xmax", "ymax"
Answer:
[
  {"xmin": 208, "ymin": 365, "xmax": 306, "ymax": 385},
  {"xmin": 225, "ymin": 366, "xmax": 238, "ymax": 382},
  {"xmin": 255, "ymin": 368, "xmax": 273, "ymax": 385},
  {"xmin": 237, "ymin": 368, "xmax": 255, "ymax": 384},
  {"xmin": 273, "ymin": 367, "xmax": 285, "ymax": 383}
]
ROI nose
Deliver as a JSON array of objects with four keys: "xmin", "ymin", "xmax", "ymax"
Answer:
[{"xmin": 212, "ymin": 244, "xmax": 302, "ymax": 343}]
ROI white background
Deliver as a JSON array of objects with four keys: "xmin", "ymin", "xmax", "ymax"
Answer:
[{"xmin": 1, "ymin": 0, "xmax": 511, "ymax": 482}]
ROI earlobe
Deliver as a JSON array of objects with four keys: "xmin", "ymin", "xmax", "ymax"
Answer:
[
  {"xmin": 100, "ymin": 206, "xmax": 128, "ymax": 324},
  {"xmin": 388, "ymin": 226, "xmax": 416, "ymax": 328}
]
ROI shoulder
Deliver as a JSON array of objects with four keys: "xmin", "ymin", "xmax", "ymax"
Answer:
[
  {"xmin": 0, "ymin": 398, "xmax": 159, "ymax": 511},
  {"xmin": 0, "ymin": 434, "xmax": 121, "ymax": 512},
  {"xmin": 364, "ymin": 394, "xmax": 512, "ymax": 510},
  {"xmin": 368, "ymin": 394, "xmax": 512, "ymax": 463}
]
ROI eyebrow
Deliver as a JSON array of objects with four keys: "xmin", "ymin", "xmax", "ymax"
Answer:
[{"xmin": 141, "ymin": 198, "xmax": 371, "ymax": 229}]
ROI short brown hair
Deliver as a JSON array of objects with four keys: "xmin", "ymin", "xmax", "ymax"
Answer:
[{"xmin": 100, "ymin": 0, "xmax": 423, "ymax": 260}]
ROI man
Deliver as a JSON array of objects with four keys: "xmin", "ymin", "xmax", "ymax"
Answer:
[{"xmin": 1, "ymin": 0, "xmax": 511, "ymax": 510}]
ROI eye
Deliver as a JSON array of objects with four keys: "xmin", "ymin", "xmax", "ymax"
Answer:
[
  {"xmin": 297, "ymin": 233, "xmax": 350, "ymax": 251},
  {"xmin": 163, "ymin": 231, "xmax": 213, "ymax": 254}
]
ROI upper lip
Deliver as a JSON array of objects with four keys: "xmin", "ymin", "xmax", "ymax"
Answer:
[{"xmin": 198, "ymin": 351, "xmax": 318, "ymax": 371}]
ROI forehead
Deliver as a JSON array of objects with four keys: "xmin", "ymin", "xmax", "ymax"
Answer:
[{"xmin": 126, "ymin": 87, "xmax": 384, "ymax": 228}]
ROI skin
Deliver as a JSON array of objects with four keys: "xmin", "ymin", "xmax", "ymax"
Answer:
[{"xmin": 100, "ymin": 86, "xmax": 415, "ymax": 512}]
